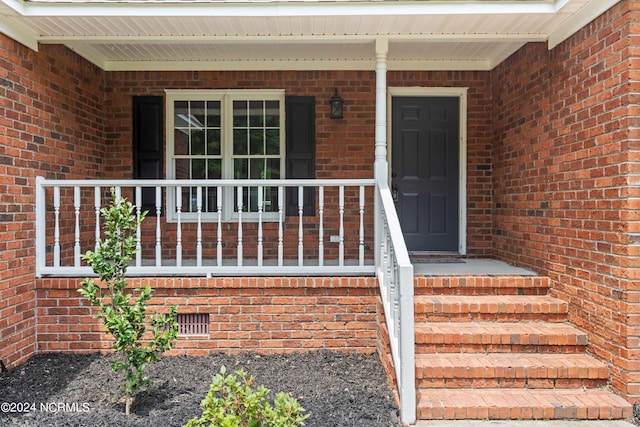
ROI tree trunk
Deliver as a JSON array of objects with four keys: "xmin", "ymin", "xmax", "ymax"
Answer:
[{"xmin": 125, "ymin": 396, "xmax": 133, "ymax": 415}]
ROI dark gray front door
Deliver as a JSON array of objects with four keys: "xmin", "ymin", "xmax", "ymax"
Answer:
[{"xmin": 392, "ymin": 96, "xmax": 459, "ymax": 252}]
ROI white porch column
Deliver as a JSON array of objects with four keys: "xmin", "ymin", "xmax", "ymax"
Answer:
[
  {"xmin": 374, "ymin": 38, "xmax": 389, "ymax": 270},
  {"xmin": 374, "ymin": 37, "xmax": 389, "ymax": 181}
]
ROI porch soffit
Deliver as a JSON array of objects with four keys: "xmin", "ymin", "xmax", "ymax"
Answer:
[{"xmin": 0, "ymin": 0, "xmax": 621, "ymax": 71}]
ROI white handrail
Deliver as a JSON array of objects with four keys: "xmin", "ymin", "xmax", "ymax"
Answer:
[{"xmin": 375, "ymin": 177, "xmax": 416, "ymax": 425}]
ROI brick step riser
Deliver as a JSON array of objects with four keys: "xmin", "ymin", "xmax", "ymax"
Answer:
[
  {"xmin": 416, "ymin": 378, "xmax": 608, "ymax": 389},
  {"xmin": 416, "ymin": 344, "xmax": 588, "ymax": 353},
  {"xmin": 416, "ymin": 389, "xmax": 633, "ymax": 421},
  {"xmin": 414, "ymin": 277, "xmax": 551, "ymax": 297},
  {"xmin": 416, "ymin": 314, "xmax": 568, "ymax": 322},
  {"xmin": 417, "ymin": 405, "xmax": 630, "ymax": 421}
]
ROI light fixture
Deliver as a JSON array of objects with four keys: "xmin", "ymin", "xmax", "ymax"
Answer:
[{"xmin": 329, "ymin": 89, "xmax": 344, "ymax": 119}]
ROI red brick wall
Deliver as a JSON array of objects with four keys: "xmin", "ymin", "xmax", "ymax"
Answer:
[
  {"xmin": 0, "ymin": 36, "xmax": 106, "ymax": 368},
  {"xmin": 36, "ymin": 277, "xmax": 379, "ymax": 355},
  {"xmin": 491, "ymin": 1, "xmax": 640, "ymax": 400}
]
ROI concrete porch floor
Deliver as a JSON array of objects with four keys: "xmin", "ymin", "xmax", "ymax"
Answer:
[{"xmin": 412, "ymin": 258, "xmax": 538, "ymax": 276}]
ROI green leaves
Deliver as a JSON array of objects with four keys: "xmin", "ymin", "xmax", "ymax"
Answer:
[
  {"xmin": 185, "ymin": 367, "xmax": 309, "ymax": 427},
  {"xmin": 78, "ymin": 190, "xmax": 178, "ymax": 415}
]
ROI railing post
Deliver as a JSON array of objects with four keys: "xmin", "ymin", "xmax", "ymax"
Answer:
[
  {"xmin": 35, "ymin": 176, "xmax": 45, "ymax": 278},
  {"xmin": 399, "ymin": 261, "xmax": 416, "ymax": 424}
]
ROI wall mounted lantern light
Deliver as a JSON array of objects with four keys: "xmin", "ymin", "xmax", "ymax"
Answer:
[{"xmin": 329, "ymin": 89, "xmax": 344, "ymax": 119}]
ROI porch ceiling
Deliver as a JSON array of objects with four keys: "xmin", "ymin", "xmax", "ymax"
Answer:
[{"xmin": 0, "ymin": 0, "xmax": 620, "ymax": 71}]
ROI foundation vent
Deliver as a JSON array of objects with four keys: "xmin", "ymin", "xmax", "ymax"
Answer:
[{"xmin": 177, "ymin": 313, "xmax": 209, "ymax": 335}]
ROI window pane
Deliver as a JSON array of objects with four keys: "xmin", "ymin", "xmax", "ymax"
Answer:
[
  {"xmin": 174, "ymin": 129, "xmax": 189, "ymax": 155},
  {"xmin": 191, "ymin": 129, "xmax": 205, "ymax": 155},
  {"xmin": 234, "ymin": 129, "xmax": 248, "ymax": 155},
  {"xmin": 204, "ymin": 187, "xmax": 218, "ymax": 213},
  {"xmin": 250, "ymin": 158, "xmax": 265, "ymax": 179},
  {"xmin": 175, "ymin": 158, "xmax": 190, "ymax": 180},
  {"xmin": 233, "ymin": 101, "xmax": 247, "ymax": 127},
  {"xmin": 207, "ymin": 159, "xmax": 221, "ymax": 179},
  {"xmin": 207, "ymin": 129, "xmax": 220, "ymax": 155},
  {"xmin": 191, "ymin": 101, "xmax": 205, "ymax": 129},
  {"xmin": 249, "ymin": 129, "xmax": 264, "ymax": 155},
  {"xmin": 265, "ymin": 158, "xmax": 280, "ymax": 179},
  {"xmin": 180, "ymin": 187, "xmax": 192, "ymax": 212},
  {"xmin": 265, "ymin": 101, "xmax": 279, "ymax": 127},
  {"xmin": 249, "ymin": 100, "xmax": 264, "ymax": 127},
  {"xmin": 234, "ymin": 159, "xmax": 248, "ymax": 179},
  {"xmin": 192, "ymin": 159, "xmax": 205, "ymax": 179},
  {"xmin": 206, "ymin": 101, "xmax": 220, "ymax": 127},
  {"xmin": 265, "ymin": 129, "xmax": 279, "ymax": 155},
  {"xmin": 174, "ymin": 101, "xmax": 189, "ymax": 127}
]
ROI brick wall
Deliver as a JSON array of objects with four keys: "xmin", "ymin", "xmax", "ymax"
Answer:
[
  {"xmin": 36, "ymin": 277, "xmax": 380, "ymax": 355},
  {"xmin": 0, "ymin": 36, "xmax": 106, "ymax": 368},
  {"xmin": 491, "ymin": 1, "xmax": 640, "ymax": 400}
]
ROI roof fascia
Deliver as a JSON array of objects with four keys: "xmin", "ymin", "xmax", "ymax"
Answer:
[
  {"xmin": 0, "ymin": 14, "xmax": 39, "ymax": 50},
  {"xmin": 5, "ymin": 0, "xmax": 561, "ymax": 18},
  {"xmin": 93, "ymin": 57, "xmax": 493, "ymax": 72},
  {"xmin": 38, "ymin": 33, "xmax": 549, "ymax": 44},
  {"xmin": 547, "ymin": 0, "xmax": 621, "ymax": 48}
]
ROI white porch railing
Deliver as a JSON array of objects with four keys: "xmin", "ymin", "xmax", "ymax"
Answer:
[
  {"xmin": 375, "ymin": 178, "xmax": 416, "ymax": 425},
  {"xmin": 35, "ymin": 177, "xmax": 375, "ymax": 277}
]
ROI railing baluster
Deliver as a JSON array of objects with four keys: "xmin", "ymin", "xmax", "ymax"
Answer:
[
  {"xmin": 237, "ymin": 185, "xmax": 243, "ymax": 266},
  {"xmin": 339, "ymin": 185, "xmax": 345, "ymax": 267},
  {"xmin": 278, "ymin": 186, "xmax": 283, "ymax": 267},
  {"xmin": 257, "ymin": 186, "xmax": 263, "ymax": 267},
  {"xmin": 217, "ymin": 186, "xmax": 222, "ymax": 267},
  {"xmin": 73, "ymin": 186, "xmax": 81, "ymax": 266},
  {"xmin": 298, "ymin": 185, "xmax": 304, "ymax": 267},
  {"xmin": 53, "ymin": 186, "xmax": 60, "ymax": 268},
  {"xmin": 196, "ymin": 186, "xmax": 202, "ymax": 267},
  {"xmin": 155, "ymin": 186, "xmax": 162, "ymax": 267},
  {"xmin": 318, "ymin": 186, "xmax": 324, "ymax": 267},
  {"xmin": 176, "ymin": 186, "xmax": 182, "ymax": 267},
  {"xmin": 393, "ymin": 261, "xmax": 401, "ymax": 339},
  {"xmin": 359, "ymin": 185, "xmax": 365, "ymax": 266},
  {"xmin": 94, "ymin": 186, "xmax": 101, "ymax": 252},
  {"xmin": 135, "ymin": 187, "xmax": 142, "ymax": 267}
]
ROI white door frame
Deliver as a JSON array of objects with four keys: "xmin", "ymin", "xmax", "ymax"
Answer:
[{"xmin": 387, "ymin": 86, "xmax": 468, "ymax": 255}]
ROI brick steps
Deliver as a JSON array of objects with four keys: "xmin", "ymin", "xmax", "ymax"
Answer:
[
  {"xmin": 415, "ymin": 353, "xmax": 609, "ymax": 389},
  {"xmin": 415, "ymin": 295, "xmax": 568, "ymax": 322},
  {"xmin": 417, "ymin": 388, "xmax": 633, "ymax": 420},
  {"xmin": 413, "ymin": 274, "xmax": 632, "ymax": 420},
  {"xmin": 415, "ymin": 322, "xmax": 588, "ymax": 353},
  {"xmin": 414, "ymin": 276, "xmax": 551, "ymax": 296}
]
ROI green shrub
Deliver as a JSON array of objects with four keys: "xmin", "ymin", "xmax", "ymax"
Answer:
[
  {"xmin": 79, "ymin": 190, "xmax": 178, "ymax": 415},
  {"xmin": 185, "ymin": 366, "xmax": 309, "ymax": 427}
]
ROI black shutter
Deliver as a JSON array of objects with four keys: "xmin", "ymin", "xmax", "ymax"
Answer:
[
  {"xmin": 132, "ymin": 96, "xmax": 163, "ymax": 210},
  {"xmin": 285, "ymin": 96, "xmax": 316, "ymax": 216}
]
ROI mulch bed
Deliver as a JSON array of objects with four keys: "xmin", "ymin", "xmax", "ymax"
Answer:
[{"xmin": 0, "ymin": 351, "xmax": 401, "ymax": 427}]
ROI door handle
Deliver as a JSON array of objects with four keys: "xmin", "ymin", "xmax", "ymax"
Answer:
[{"xmin": 392, "ymin": 184, "xmax": 399, "ymax": 202}]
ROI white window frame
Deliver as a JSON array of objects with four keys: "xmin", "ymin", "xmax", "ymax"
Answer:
[{"xmin": 165, "ymin": 89, "xmax": 286, "ymax": 222}]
